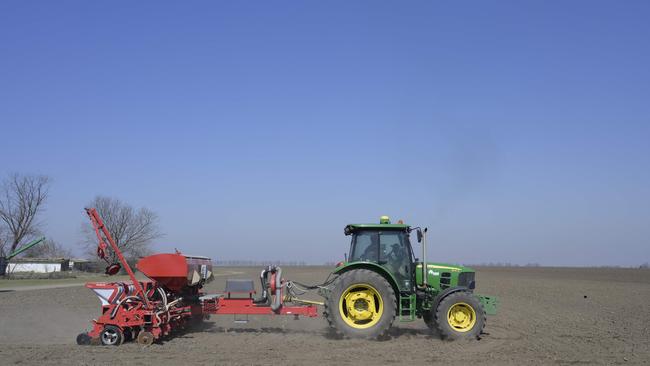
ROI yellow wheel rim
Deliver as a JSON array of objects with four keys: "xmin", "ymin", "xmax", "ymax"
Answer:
[
  {"xmin": 338, "ymin": 284, "xmax": 383, "ymax": 329},
  {"xmin": 447, "ymin": 302, "xmax": 476, "ymax": 332}
]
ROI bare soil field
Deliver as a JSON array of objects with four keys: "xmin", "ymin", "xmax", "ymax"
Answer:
[{"xmin": 1, "ymin": 266, "xmax": 649, "ymax": 365}]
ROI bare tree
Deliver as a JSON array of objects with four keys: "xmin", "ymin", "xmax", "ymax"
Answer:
[
  {"xmin": 23, "ymin": 238, "xmax": 72, "ymax": 258},
  {"xmin": 0, "ymin": 225, "xmax": 7, "ymax": 255},
  {"xmin": 0, "ymin": 174, "xmax": 50, "ymax": 257},
  {"xmin": 82, "ymin": 196, "xmax": 162, "ymax": 261}
]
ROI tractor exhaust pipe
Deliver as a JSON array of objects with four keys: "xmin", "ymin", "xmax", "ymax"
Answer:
[{"xmin": 422, "ymin": 228, "xmax": 428, "ymax": 287}]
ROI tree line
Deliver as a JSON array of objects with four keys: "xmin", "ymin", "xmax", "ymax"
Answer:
[
  {"xmin": 214, "ymin": 260, "xmax": 308, "ymax": 266},
  {"xmin": 0, "ymin": 173, "xmax": 161, "ymax": 261},
  {"xmin": 2, "ymin": 173, "xmax": 649, "ymax": 269}
]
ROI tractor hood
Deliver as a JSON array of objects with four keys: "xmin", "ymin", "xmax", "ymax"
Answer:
[
  {"xmin": 415, "ymin": 262, "xmax": 476, "ymax": 290},
  {"xmin": 419, "ymin": 262, "xmax": 474, "ymax": 273}
]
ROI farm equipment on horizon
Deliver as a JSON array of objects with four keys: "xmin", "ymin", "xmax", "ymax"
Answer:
[
  {"xmin": 0, "ymin": 237, "xmax": 47, "ymax": 276},
  {"xmin": 77, "ymin": 210, "xmax": 497, "ymax": 345}
]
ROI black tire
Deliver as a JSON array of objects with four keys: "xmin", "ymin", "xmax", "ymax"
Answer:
[
  {"xmin": 122, "ymin": 327, "xmax": 133, "ymax": 342},
  {"xmin": 435, "ymin": 291, "xmax": 485, "ymax": 340},
  {"xmin": 324, "ymin": 269, "xmax": 396, "ymax": 339},
  {"xmin": 100, "ymin": 325, "xmax": 123, "ymax": 346},
  {"xmin": 76, "ymin": 332, "xmax": 91, "ymax": 345},
  {"xmin": 422, "ymin": 309, "xmax": 437, "ymax": 330}
]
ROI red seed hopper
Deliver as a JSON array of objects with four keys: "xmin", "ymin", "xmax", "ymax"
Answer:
[{"xmin": 136, "ymin": 253, "xmax": 213, "ymax": 292}]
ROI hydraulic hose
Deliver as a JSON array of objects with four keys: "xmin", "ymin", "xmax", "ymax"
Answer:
[
  {"xmin": 110, "ymin": 295, "xmax": 142, "ymax": 319},
  {"xmin": 157, "ymin": 287, "xmax": 168, "ymax": 308},
  {"xmin": 253, "ymin": 267, "xmax": 270, "ymax": 304}
]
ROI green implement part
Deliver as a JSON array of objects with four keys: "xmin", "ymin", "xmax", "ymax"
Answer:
[
  {"xmin": 6, "ymin": 237, "xmax": 46, "ymax": 260},
  {"xmin": 478, "ymin": 295, "xmax": 498, "ymax": 315}
]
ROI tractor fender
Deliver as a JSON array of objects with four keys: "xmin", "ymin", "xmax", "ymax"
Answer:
[
  {"xmin": 332, "ymin": 262, "xmax": 401, "ymax": 296},
  {"xmin": 431, "ymin": 286, "xmax": 471, "ymax": 312}
]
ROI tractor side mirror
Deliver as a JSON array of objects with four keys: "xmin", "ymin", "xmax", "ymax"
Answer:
[{"xmin": 416, "ymin": 229, "xmax": 423, "ymax": 243}]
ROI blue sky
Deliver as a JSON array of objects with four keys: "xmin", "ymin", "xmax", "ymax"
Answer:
[{"xmin": 1, "ymin": 1, "xmax": 649, "ymax": 266}]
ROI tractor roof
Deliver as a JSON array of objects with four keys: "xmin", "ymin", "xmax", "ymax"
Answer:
[
  {"xmin": 346, "ymin": 223, "xmax": 410, "ymax": 231},
  {"xmin": 344, "ymin": 224, "xmax": 410, "ymax": 235},
  {"xmin": 344, "ymin": 217, "xmax": 410, "ymax": 235}
]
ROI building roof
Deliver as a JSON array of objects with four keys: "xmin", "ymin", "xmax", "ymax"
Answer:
[{"xmin": 9, "ymin": 257, "xmax": 69, "ymax": 264}]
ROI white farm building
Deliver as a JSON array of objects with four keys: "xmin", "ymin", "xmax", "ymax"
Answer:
[{"xmin": 7, "ymin": 258, "xmax": 70, "ymax": 273}]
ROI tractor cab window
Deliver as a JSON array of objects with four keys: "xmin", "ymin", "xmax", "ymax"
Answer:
[
  {"xmin": 349, "ymin": 230, "xmax": 413, "ymax": 287},
  {"xmin": 350, "ymin": 231, "xmax": 380, "ymax": 262},
  {"xmin": 379, "ymin": 231, "xmax": 412, "ymax": 286}
]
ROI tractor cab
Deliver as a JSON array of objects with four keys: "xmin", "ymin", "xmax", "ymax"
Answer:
[{"xmin": 344, "ymin": 216, "xmax": 415, "ymax": 289}]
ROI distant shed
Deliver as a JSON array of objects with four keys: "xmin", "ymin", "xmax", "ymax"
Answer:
[
  {"xmin": 7, "ymin": 258, "xmax": 70, "ymax": 273},
  {"xmin": 69, "ymin": 258, "xmax": 92, "ymax": 271}
]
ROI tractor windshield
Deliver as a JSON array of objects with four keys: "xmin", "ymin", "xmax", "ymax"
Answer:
[{"xmin": 349, "ymin": 230, "xmax": 413, "ymax": 288}]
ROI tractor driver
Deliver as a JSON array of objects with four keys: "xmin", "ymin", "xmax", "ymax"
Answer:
[
  {"xmin": 387, "ymin": 242, "xmax": 410, "ymax": 280},
  {"xmin": 359, "ymin": 234, "xmax": 409, "ymax": 281}
]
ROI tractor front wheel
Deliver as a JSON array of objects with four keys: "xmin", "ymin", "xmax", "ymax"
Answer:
[
  {"xmin": 435, "ymin": 291, "xmax": 485, "ymax": 340},
  {"xmin": 324, "ymin": 269, "xmax": 396, "ymax": 339}
]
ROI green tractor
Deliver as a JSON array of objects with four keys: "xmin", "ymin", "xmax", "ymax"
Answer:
[{"xmin": 323, "ymin": 216, "xmax": 497, "ymax": 339}]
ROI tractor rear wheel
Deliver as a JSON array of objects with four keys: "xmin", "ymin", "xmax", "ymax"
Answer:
[
  {"xmin": 324, "ymin": 269, "xmax": 396, "ymax": 339},
  {"xmin": 435, "ymin": 291, "xmax": 485, "ymax": 340}
]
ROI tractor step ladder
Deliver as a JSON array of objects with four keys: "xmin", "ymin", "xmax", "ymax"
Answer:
[{"xmin": 399, "ymin": 294, "xmax": 416, "ymax": 321}]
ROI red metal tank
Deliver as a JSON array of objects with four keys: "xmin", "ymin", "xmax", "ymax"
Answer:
[{"xmin": 136, "ymin": 253, "xmax": 213, "ymax": 292}]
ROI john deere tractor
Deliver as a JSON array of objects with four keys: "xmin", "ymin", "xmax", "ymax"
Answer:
[{"xmin": 323, "ymin": 216, "xmax": 497, "ymax": 339}]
